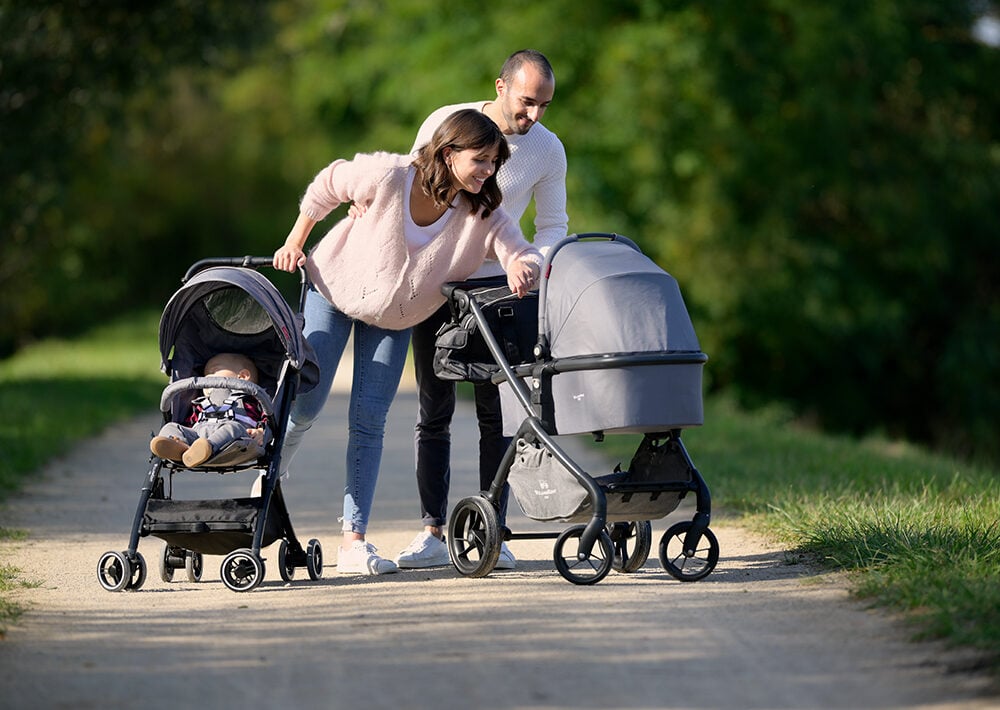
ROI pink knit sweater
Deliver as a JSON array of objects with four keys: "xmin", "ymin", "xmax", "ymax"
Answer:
[{"xmin": 300, "ymin": 152, "xmax": 542, "ymax": 330}]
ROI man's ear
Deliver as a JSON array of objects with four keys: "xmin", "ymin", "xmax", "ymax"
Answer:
[{"xmin": 495, "ymin": 77, "xmax": 506, "ymax": 98}]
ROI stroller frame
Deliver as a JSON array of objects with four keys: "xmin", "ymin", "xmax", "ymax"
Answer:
[
  {"xmin": 97, "ymin": 257, "xmax": 323, "ymax": 593},
  {"xmin": 443, "ymin": 234, "xmax": 718, "ymax": 585}
]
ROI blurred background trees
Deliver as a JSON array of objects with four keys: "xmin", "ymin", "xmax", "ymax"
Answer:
[{"xmin": 2, "ymin": 0, "xmax": 998, "ymax": 461}]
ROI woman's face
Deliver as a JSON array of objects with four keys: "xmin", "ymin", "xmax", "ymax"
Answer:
[{"xmin": 446, "ymin": 145, "xmax": 499, "ymax": 194}]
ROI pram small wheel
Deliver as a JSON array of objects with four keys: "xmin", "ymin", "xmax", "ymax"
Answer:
[
  {"xmin": 658, "ymin": 521, "xmax": 719, "ymax": 582},
  {"xmin": 553, "ymin": 526, "xmax": 614, "ymax": 585},
  {"xmin": 159, "ymin": 545, "xmax": 184, "ymax": 583},
  {"xmin": 609, "ymin": 521, "xmax": 653, "ymax": 573},
  {"xmin": 126, "ymin": 552, "xmax": 147, "ymax": 590},
  {"xmin": 306, "ymin": 539, "xmax": 323, "ymax": 580},
  {"xmin": 277, "ymin": 540, "xmax": 295, "ymax": 582},
  {"xmin": 185, "ymin": 551, "xmax": 204, "ymax": 582},
  {"xmin": 447, "ymin": 496, "xmax": 502, "ymax": 577},
  {"xmin": 97, "ymin": 550, "xmax": 131, "ymax": 592},
  {"xmin": 220, "ymin": 548, "xmax": 264, "ymax": 592}
]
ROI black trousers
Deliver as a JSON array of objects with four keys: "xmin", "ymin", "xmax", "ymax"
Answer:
[{"xmin": 412, "ymin": 300, "xmax": 510, "ymax": 529}]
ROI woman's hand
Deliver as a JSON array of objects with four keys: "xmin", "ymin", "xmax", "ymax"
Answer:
[
  {"xmin": 507, "ymin": 259, "xmax": 540, "ymax": 298},
  {"xmin": 273, "ymin": 213, "xmax": 317, "ymax": 272},
  {"xmin": 246, "ymin": 427, "xmax": 266, "ymax": 446},
  {"xmin": 273, "ymin": 244, "xmax": 306, "ymax": 273}
]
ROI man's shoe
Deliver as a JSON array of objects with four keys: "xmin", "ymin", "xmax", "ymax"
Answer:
[
  {"xmin": 495, "ymin": 542, "xmax": 516, "ymax": 570},
  {"xmin": 150, "ymin": 436, "xmax": 188, "ymax": 462},
  {"xmin": 396, "ymin": 531, "xmax": 451, "ymax": 568},
  {"xmin": 338, "ymin": 541, "xmax": 398, "ymax": 575}
]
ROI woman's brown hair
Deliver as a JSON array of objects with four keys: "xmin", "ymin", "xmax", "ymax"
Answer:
[{"xmin": 412, "ymin": 108, "xmax": 510, "ymax": 218}]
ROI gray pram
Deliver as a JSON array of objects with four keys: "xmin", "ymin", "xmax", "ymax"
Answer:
[
  {"xmin": 97, "ymin": 257, "xmax": 324, "ymax": 592},
  {"xmin": 435, "ymin": 234, "xmax": 717, "ymax": 585}
]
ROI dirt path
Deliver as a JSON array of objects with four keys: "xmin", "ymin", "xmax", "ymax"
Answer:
[{"xmin": 0, "ymin": 382, "xmax": 996, "ymax": 709}]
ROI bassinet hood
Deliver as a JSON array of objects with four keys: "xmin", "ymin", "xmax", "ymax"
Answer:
[
  {"xmin": 158, "ymin": 267, "xmax": 320, "ymax": 394},
  {"xmin": 541, "ymin": 239, "xmax": 700, "ymax": 358}
]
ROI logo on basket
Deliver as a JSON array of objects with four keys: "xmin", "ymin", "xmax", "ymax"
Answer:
[{"xmin": 533, "ymin": 479, "xmax": 556, "ymax": 497}]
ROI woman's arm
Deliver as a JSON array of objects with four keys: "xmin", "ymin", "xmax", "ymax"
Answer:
[{"xmin": 273, "ymin": 213, "xmax": 317, "ymax": 272}]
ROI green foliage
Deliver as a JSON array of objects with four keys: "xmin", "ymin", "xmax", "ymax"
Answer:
[
  {"xmin": 2, "ymin": 0, "xmax": 998, "ymax": 460},
  {"xmin": 0, "ymin": 311, "xmax": 163, "ymax": 496}
]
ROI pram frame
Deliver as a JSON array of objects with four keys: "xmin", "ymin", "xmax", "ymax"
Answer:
[
  {"xmin": 97, "ymin": 257, "xmax": 323, "ymax": 593},
  {"xmin": 445, "ymin": 233, "xmax": 717, "ymax": 585}
]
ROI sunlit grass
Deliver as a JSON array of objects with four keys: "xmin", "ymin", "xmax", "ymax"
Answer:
[{"xmin": 0, "ymin": 311, "xmax": 164, "ymax": 497}]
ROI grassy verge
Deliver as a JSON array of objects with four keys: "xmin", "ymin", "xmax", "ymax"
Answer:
[
  {"xmin": 598, "ymin": 397, "xmax": 1000, "ymax": 672},
  {"xmin": 0, "ymin": 311, "xmax": 162, "ymax": 633}
]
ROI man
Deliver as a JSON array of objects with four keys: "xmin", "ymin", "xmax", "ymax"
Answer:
[{"xmin": 396, "ymin": 49, "xmax": 569, "ymax": 570}]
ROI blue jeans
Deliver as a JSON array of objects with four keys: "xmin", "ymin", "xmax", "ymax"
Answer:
[{"xmin": 282, "ymin": 288, "xmax": 411, "ymax": 535}]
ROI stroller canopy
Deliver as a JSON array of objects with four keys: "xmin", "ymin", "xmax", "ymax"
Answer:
[
  {"xmin": 541, "ymin": 239, "xmax": 700, "ymax": 358},
  {"xmin": 158, "ymin": 267, "xmax": 320, "ymax": 394}
]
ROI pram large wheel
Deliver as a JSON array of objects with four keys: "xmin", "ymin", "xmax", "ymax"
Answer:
[
  {"xmin": 185, "ymin": 551, "xmax": 204, "ymax": 582},
  {"xmin": 306, "ymin": 539, "xmax": 323, "ymax": 580},
  {"xmin": 609, "ymin": 521, "xmax": 653, "ymax": 573},
  {"xmin": 553, "ymin": 526, "xmax": 614, "ymax": 585},
  {"xmin": 221, "ymin": 548, "xmax": 264, "ymax": 592},
  {"xmin": 448, "ymin": 496, "xmax": 502, "ymax": 577},
  {"xmin": 277, "ymin": 540, "xmax": 295, "ymax": 582},
  {"xmin": 658, "ymin": 521, "xmax": 719, "ymax": 582}
]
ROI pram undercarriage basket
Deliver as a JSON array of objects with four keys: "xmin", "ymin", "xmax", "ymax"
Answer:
[{"xmin": 438, "ymin": 234, "xmax": 719, "ymax": 585}]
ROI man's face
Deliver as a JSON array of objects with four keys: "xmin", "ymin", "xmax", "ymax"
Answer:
[{"xmin": 495, "ymin": 64, "xmax": 555, "ymax": 136}]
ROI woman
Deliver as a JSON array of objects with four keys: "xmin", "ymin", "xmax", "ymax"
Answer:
[{"xmin": 273, "ymin": 109, "xmax": 541, "ymax": 575}]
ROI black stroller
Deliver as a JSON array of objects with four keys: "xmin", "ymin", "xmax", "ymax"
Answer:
[
  {"xmin": 435, "ymin": 234, "xmax": 717, "ymax": 585},
  {"xmin": 97, "ymin": 257, "xmax": 323, "ymax": 592}
]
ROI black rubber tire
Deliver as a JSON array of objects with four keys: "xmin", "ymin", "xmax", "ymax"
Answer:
[
  {"xmin": 658, "ymin": 520, "xmax": 720, "ymax": 582},
  {"xmin": 553, "ymin": 525, "xmax": 614, "ymax": 585},
  {"xmin": 447, "ymin": 496, "xmax": 502, "ymax": 577},
  {"xmin": 220, "ymin": 549, "xmax": 264, "ymax": 592},
  {"xmin": 609, "ymin": 521, "xmax": 653, "ymax": 573}
]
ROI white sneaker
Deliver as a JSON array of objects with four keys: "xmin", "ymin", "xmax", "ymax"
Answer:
[
  {"xmin": 495, "ymin": 542, "xmax": 516, "ymax": 570},
  {"xmin": 337, "ymin": 541, "xmax": 398, "ymax": 575},
  {"xmin": 396, "ymin": 531, "xmax": 451, "ymax": 569}
]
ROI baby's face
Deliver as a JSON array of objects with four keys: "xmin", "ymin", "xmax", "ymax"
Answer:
[{"xmin": 205, "ymin": 366, "xmax": 245, "ymax": 380}]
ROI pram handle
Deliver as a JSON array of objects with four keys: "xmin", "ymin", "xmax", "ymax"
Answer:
[{"xmin": 182, "ymin": 256, "xmax": 308, "ymax": 287}]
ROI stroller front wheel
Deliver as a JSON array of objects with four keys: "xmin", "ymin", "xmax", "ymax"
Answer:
[
  {"xmin": 658, "ymin": 520, "xmax": 719, "ymax": 582},
  {"xmin": 220, "ymin": 548, "xmax": 264, "ymax": 592},
  {"xmin": 553, "ymin": 526, "xmax": 614, "ymax": 585}
]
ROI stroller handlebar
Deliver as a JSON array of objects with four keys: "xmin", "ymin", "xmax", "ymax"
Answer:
[{"xmin": 182, "ymin": 256, "xmax": 306, "ymax": 284}]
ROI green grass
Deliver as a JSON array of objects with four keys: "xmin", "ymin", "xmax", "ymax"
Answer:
[
  {"xmin": 0, "ymin": 311, "xmax": 164, "ymax": 496},
  {"xmin": 2, "ymin": 319, "xmax": 999, "ymax": 675},
  {"xmin": 598, "ymin": 396, "xmax": 1000, "ymax": 671}
]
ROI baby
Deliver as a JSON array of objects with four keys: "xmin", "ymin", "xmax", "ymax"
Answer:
[{"xmin": 149, "ymin": 352, "xmax": 268, "ymax": 467}]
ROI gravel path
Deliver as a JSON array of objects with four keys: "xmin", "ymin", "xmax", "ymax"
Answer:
[{"xmin": 0, "ymin": 380, "xmax": 996, "ymax": 709}]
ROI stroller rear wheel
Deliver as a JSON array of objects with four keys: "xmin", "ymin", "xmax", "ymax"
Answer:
[
  {"xmin": 448, "ymin": 496, "xmax": 502, "ymax": 577},
  {"xmin": 221, "ymin": 548, "xmax": 264, "ymax": 592},
  {"xmin": 609, "ymin": 521, "xmax": 653, "ymax": 573},
  {"xmin": 658, "ymin": 520, "xmax": 719, "ymax": 582},
  {"xmin": 185, "ymin": 551, "xmax": 204, "ymax": 582},
  {"xmin": 553, "ymin": 526, "xmax": 614, "ymax": 585},
  {"xmin": 277, "ymin": 540, "xmax": 295, "ymax": 581},
  {"xmin": 306, "ymin": 538, "xmax": 323, "ymax": 580}
]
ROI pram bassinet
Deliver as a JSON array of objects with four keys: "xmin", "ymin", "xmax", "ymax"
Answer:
[{"xmin": 438, "ymin": 234, "xmax": 718, "ymax": 585}]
